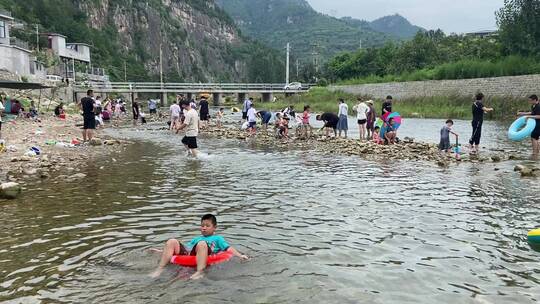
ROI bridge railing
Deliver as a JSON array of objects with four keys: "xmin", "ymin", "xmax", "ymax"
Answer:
[{"xmin": 74, "ymin": 82, "xmax": 312, "ymax": 92}]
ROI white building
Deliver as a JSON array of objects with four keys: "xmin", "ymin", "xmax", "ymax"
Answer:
[{"xmin": 0, "ymin": 10, "xmax": 46, "ymax": 81}]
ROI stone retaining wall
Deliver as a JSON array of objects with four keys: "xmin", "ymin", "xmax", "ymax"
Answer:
[{"xmin": 330, "ymin": 74, "xmax": 540, "ymax": 99}]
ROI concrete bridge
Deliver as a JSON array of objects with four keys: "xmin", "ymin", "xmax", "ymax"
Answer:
[{"xmin": 72, "ymin": 82, "xmax": 310, "ymax": 105}]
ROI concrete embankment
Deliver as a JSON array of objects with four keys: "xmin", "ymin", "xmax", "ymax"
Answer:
[{"xmin": 330, "ymin": 74, "xmax": 540, "ymax": 99}]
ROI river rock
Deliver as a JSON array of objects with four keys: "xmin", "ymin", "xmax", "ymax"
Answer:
[
  {"xmin": 514, "ymin": 165, "xmax": 525, "ymax": 172},
  {"xmin": 89, "ymin": 138, "xmax": 102, "ymax": 146},
  {"xmin": 0, "ymin": 182, "xmax": 22, "ymax": 199},
  {"xmin": 491, "ymin": 155, "xmax": 501, "ymax": 162},
  {"xmin": 22, "ymin": 167, "xmax": 38, "ymax": 175},
  {"xmin": 68, "ymin": 173, "xmax": 87, "ymax": 180},
  {"xmin": 520, "ymin": 167, "xmax": 536, "ymax": 177}
]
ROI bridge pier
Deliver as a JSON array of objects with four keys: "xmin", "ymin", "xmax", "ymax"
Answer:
[
  {"xmin": 187, "ymin": 93, "xmax": 194, "ymax": 101},
  {"xmin": 285, "ymin": 92, "xmax": 295, "ymax": 98},
  {"xmin": 262, "ymin": 92, "xmax": 273, "ymax": 102},
  {"xmin": 160, "ymin": 92, "xmax": 167, "ymax": 107},
  {"xmin": 237, "ymin": 92, "xmax": 247, "ymax": 104},
  {"xmin": 212, "ymin": 93, "xmax": 222, "ymax": 106}
]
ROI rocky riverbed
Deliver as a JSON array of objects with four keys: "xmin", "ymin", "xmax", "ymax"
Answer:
[
  {"xmin": 199, "ymin": 124, "xmax": 510, "ymax": 166},
  {"xmin": 0, "ymin": 114, "xmax": 133, "ymax": 199}
]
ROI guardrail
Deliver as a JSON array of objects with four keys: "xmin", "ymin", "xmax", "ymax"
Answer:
[{"xmin": 73, "ymin": 82, "xmax": 312, "ymax": 92}]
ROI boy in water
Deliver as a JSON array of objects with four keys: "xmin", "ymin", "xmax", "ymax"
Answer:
[
  {"xmin": 439, "ymin": 119, "xmax": 459, "ymax": 153},
  {"xmin": 150, "ymin": 214, "xmax": 248, "ymax": 280}
]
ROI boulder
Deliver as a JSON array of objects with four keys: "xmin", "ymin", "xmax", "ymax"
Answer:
[{"xmin": 0, "ymin": 182, "xmax": 22, "ymax": 199}]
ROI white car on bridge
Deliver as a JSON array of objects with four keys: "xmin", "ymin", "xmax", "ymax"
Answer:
[{"xmin": 284, "ymin": 82, "xmax": 302, "ymax": 90}]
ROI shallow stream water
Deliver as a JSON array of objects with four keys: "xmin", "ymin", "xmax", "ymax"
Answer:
[{"xmin": 0, "ymin": 119, "xmax": 539, "ymax": 303}]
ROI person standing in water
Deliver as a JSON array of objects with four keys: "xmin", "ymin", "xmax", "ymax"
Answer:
[
  {"xmin": 353, "ymin": 97, "xmax": 369, "ymax": 140},
  {"xmin": 366, "ymin": 100, "xmax": 376, "ymax": 139},
  {"xmin": 177, "ymin": 100, "xmax": 200, "ymax": 157},
  {"xmin": 517, "ymin": 94, "xmax": 540, "ymax": 158},
  {"xmin": 198, "ymin": 95, "xmax": 210, "ymax": 129},
  {"xmin": 79, "ymin": 90, "xmax": 96, "ymax": 142},
  {"xmin": 132, "ymin": 99, "xmax": 140, "ymax": 126},
  {"xmin": 336, "ymin": 98, "xmax": 349, "ymax": 138},
  {"xmin": 469, "ymin": 93, "xmax": 493, "ymax": 154}
]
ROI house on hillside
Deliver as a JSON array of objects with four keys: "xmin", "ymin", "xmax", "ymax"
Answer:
[
  {"xmin": 0, "ymin": 9, "xmax": 46, "ymax": 81},
  {"xmin": 47, "ymin": 33, "xmax": 108, "ymax": 84}
]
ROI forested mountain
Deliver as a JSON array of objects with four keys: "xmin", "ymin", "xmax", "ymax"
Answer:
[
  {"xmin": 215, "ymin": 0, "xmax": 395, "ymax": 61},
  {"xmin": 0, "ymin": 0, "xmax": 285, "ymax": 82},
  {"xmin": 342, "ymin": 14, "xmax": 425, "ymax": 40}
]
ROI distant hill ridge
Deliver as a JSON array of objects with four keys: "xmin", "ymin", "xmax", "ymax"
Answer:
[{"xmin": 216, "ymin": 0, "xmax": 424, "ymax": 61}]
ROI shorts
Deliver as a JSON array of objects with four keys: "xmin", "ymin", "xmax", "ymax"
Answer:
[
  {"xmin": 242, "ymin": 112, "xmax": 247, "ymax": 120},
  {"xmin": 182, "ymin": 136, "xmax": 198, "ymax": 149},
  {"xmin": 83, "ymin": 114, "xmax": 96, "ymax": 130},
  {"xmin": 149, "ymin": 108, "xmax": 157, "ymax": 114},
  {"xmin": 532, "ymin": 128, "xmax": 540, "ymax": 140},
  {"xmin": 200, "ymin": 112, "xmax": 209, "ymax": 121},
  {"xmin": 439, "ymin": 138, "xmax": 451, "ymax": 151},
  {"xmin": 179, "ymin": 243, "xmax": 212, "ymax": 256},
  {"xmin": 133, "ymin": 113, "xmax": 139, "ymax": 120},
  {"xmin": 248, "ymin": 121, "xmax": 256, "ymax": 129},
  {"xmin": 357, "ymin": 119, "xmax": 367, "ymax": 125},
  {"xmin": 0, "ymin": 121, "xmax": 2, "ymax": 130}
]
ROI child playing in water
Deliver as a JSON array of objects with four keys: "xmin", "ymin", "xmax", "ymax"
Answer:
[
  {"xmin": 439, "ymin": 119, "xmax": 458, "ymax": 153},
  {"xmin": 384, "ymin": 118, "xmax": 397, "ymax": 145},
  {"xmin": 216, "ymin": 108, "xmax": 224, "ymax": 128},
  {"xmin": 373, "ymin": 126, "xmax": 383, "ymax": 144},
  {"xmin": 150, "ymin": 214, "xmax": 248, "ymax": 280},
  {"xmin": 301, "ymin": 105, "xmax": 311, "ymax": 138}
]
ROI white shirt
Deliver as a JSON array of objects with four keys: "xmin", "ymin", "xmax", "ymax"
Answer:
[
  {"xmin": 338, "ymin": 103, "xmax": 349, "ymax": 116},
  {"xmin": 247, "ymin": 107, "xmax": 257, "ymax": 122},
  {"xmin": 170, "ymin": 104, "xmax": 181, "ymax": 117},
  {"xmin": 243, "ymin": 99, "xmax": 252, "ymax": 112},
  {"xmin": 0, "ymin": 101, "xmax": 4, "ymax": 122},
  {"xmin": 184, "ymin": 108, "xmax": 199, "ymax": 137},
  {"xmin": 354, "ymin": 102, "xmax": 369, "ymax": 120}
]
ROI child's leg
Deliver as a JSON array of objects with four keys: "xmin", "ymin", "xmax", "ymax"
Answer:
[
  {"xmin": 150, "ymin": 239, "xmax": 181, "ymax": 277},
  {"xmin": 191, "ymin": 241, "xmax": 209, "ymax": 280}
]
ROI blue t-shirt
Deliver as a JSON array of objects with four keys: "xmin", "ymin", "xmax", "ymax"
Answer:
[{"xmin": 187, "ymin": 235, "xmax": 230, "ymax": 254}]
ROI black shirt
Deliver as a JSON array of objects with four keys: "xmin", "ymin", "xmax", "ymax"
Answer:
[
  {"xmin": 320, "ymin": 112, "xmax": 339, "ymax": 126},
  {"xmin": 472, "ymin": 101, "xmax": 484, "ymax": 122},
  {"xmin": 54, "ymin": 105, "xmax": 62, "ymax": 116},
  {"xmin": 81, "ymin": 97, "xmax": 94, "ymax": 116},
  {"xmin": 199, "ymin": 100, "xmax": 209, "ymax": 114},
  {"xmin": 532, "ymin": 103, "xmax": 540, "ymax": 128},
  {"xmin": 382, "ymin": 101, "xmax": 392, "ymax": 115}
]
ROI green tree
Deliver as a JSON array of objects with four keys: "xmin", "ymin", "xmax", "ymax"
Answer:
[{"xmin": 496, "ymin": 0, "xmax": 540, "ymax": 55}]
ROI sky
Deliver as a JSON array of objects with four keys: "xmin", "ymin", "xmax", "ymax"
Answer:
[{"xmin": 306, "ymin": 0, "xmax": 505, "ymax": 34}]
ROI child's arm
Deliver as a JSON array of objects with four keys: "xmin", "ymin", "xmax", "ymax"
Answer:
[{"xmin": 229, "ymin": 247, "xmax": 249, "ymax": 260}]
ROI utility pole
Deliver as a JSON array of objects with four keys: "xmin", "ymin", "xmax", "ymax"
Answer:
[
  {"xmin": 296, "ymin": 59, "xmax": 299, "ymax": 80},
  {"xmin": 360, "ymin": 39, "xmax": 363, "ymax": 50},
  {"xmin": 35, "ymin": 24, "xmax": 39, "ymax": 52},
  {"xmin": 124, "ymin": 60, "xmax": 127, "ymax": 82},
  {"xmin": 286, "ymin": 42, "xmax": 290, "ymax": 85},
  {"xmin": 159, "ymin": 42, "xmax": 164, "ymax": 86}
]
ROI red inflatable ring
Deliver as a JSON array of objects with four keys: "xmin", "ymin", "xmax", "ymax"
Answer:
[{"xmin": 171, "ymin": 248, "xmax": 234, "ymax": 267}]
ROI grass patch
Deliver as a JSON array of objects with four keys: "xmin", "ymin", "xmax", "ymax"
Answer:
[{"xmin": 247, "ymin": 87, "xmax": 528, "ymax": 120}]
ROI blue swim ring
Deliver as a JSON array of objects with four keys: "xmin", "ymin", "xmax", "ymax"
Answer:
[{"xmin": 508, "ymin": 116, "xmax": 536, "ymax": 141}]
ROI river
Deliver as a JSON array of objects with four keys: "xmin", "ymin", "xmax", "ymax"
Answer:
[{"xmin": 0, "ymin": 118, "xmax": 539, "ymax": 303}]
